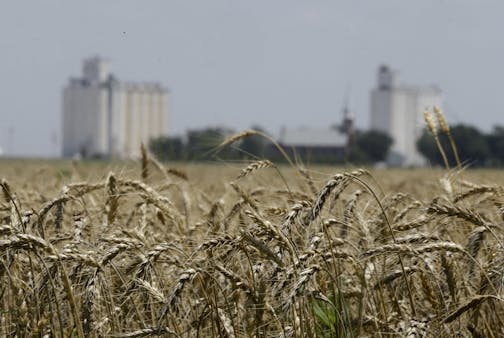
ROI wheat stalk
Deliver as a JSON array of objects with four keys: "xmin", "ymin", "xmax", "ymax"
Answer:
[
  {"xmin": 424, "ymin": 109, "xmax": 450, "ymax": 170},
  {"xmin": 237, "ymin": 160, "xmax": 274, "ymax": 179},
  {"xmin": 434, "ymin": 106, "xmax": 461, "ymax": 170}
]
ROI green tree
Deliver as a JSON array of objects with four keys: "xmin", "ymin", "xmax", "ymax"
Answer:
[
  {"xmin": 486, "ymin": 126, "xmax": 504, "ymax": 165},
  {"xmin": 149, "ymin": 136, "xmax": 184, "ymax": 161},
  {"xmin": 349, "ymin": 130, "xmax": 393, "ymax": 163},
  {"xmin": 239, "ymin": 125, "xmax": 268, "ymax": 159},
  {"xmin": 186, "ymin": 127, "xmax": 236, "ymax": 160},
  {"xmin": 417, "ymin": 124, "xmax": 490, "ymax": 167},
  {"xmin": 417, "ymin": 129, "xmax": 441, "ymax": 165}
]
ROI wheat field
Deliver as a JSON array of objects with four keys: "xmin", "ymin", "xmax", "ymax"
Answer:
[{"xmin": 1, "ymin": 157, "xmax": 504, "ymax": 337}]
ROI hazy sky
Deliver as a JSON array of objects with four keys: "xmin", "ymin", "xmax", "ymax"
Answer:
[{"xmin": 1, "ymin": 0, "xmax": 503, "ymax": 157}]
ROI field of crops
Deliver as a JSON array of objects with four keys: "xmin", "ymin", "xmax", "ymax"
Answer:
[{"xmin": 1, "ymin": 157, "xmax": 504, "ymax": 337}]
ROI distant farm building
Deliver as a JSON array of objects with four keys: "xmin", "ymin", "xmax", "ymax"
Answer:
[
  {"xmin": 62, "ymin": 56, "xmax": 169, "ymax": 158},
  {"xmin": 269, "ymin": 108, "xmax": 354, "ymax": 164}
]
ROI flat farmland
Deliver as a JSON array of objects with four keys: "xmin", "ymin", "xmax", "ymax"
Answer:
[{"xmin": 1, "ymin": 158, "xmax": 504, "ymax": 337}]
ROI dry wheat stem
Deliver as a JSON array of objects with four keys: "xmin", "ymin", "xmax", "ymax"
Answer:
[
  {"xmin": 444, "ymin": 295, "xmax": 503, "ymax": 323},
  {"xmin": 424, "ymin": 109, "xmax": 450, "ymax": 170},
  {"xmin": 434, "ymin": 105, "xmax": 461, "ymax": 170}
]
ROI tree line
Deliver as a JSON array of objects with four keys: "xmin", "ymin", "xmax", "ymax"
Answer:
[
  {"xmin": 149, "ymin": 127, "xmax": 392, "ymax": 165},
  {"xmin": 417, "ymin": 124, "xmax": 504, "ymax": 167},
  {"xmin": 149, "ymin": 123, "xmax": 504, "ymax": 167}
]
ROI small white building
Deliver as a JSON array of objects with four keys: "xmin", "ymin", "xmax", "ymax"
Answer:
[
  {"xmin": 273, "ymin": 107, "xmax": 354, "ymax": 163},
  {"xmin": 62, "ymin": 56, "xmax": 169, "ymax": 158},
  {"xmin": 370, "ymin": 65, "xmax": 441, "ymax": 166}
]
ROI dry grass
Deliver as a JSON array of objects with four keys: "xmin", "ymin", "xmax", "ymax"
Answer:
[{"xmin": 1, "ymin": 158, "xmax": 504, "ymax": 337}]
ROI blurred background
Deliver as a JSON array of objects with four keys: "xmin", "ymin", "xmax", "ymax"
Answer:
[{"xmin": 0, "ymin": 0, "xmax": 502, "ymax": 166}]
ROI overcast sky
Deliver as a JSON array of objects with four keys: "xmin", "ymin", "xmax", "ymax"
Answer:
[{"xmin": 0, "ymin": 0, "xmax": 502, "ymax": 157}]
